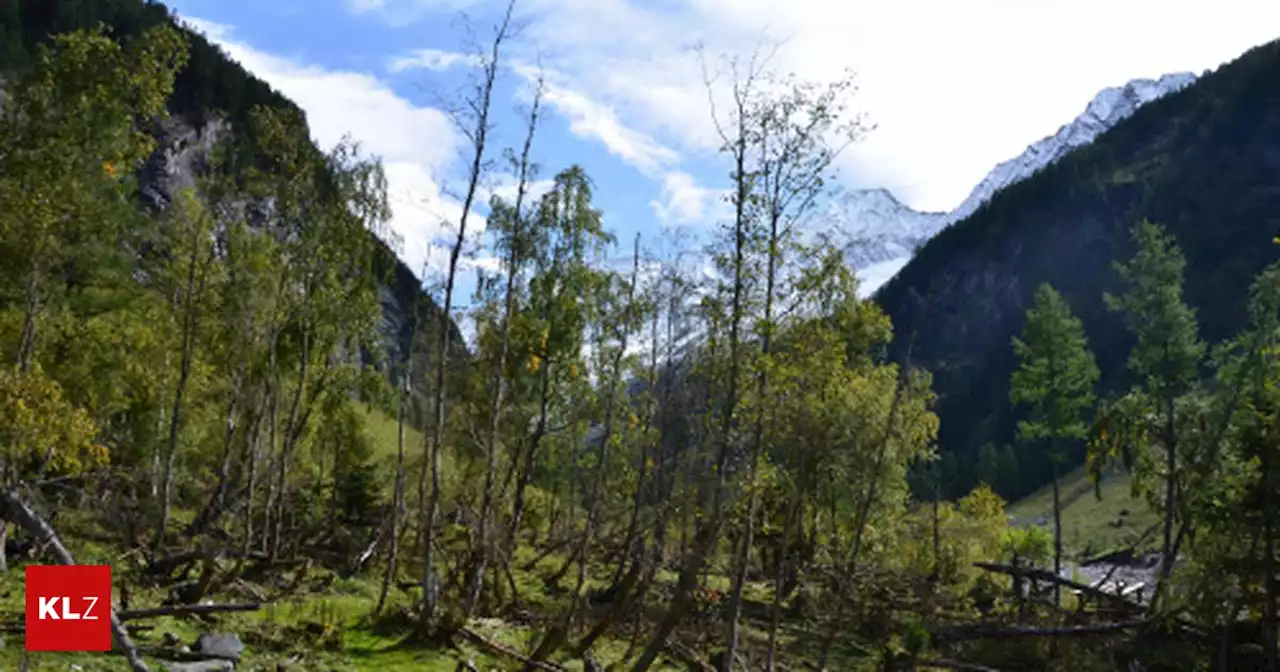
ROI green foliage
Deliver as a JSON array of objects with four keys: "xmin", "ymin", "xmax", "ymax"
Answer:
[
  {"xmin": 0, "ymin": 364, "xmax": 107, "ymax": 479},
  {"xmin": 876, "ymin": 38, "xmax": 1280, "ymax": 500},
  {"xmin": 1104, "ymin": 221, "xmax": 1204, "ymax": 401},
  {"xmin": 1002, "ymin": 525, "xmax": 1053, "ymax": 567},
  {"xmin": 1012, "ymin": 283, "xmax": 1100, "ymax": 447}
]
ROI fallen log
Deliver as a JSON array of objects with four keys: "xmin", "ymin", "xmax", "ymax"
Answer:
[
  {"xmin": 913, "ymin": 658, "xmax": 1004, "ymax": 672},
  {"xmin": 0, "ymin": 487, "xmax": 150, "ymax": 672},
  {"xmin": 933, "ymin": 618, "xmax": 1152, "ymax": 640},
  {"xmin": 119, "ymin": 602, "xmax": 261, "ymax": 621},
  {"xmin": 457, "ymin": 627, "xmax": 568, "ymax": 672},
  {"xmin": 663, "ymin": 638, "xmax": 715, "ymax": 672},
  {"xmin": 973, "ymin": 562, "xmax": 1144, "ymax": 611}
]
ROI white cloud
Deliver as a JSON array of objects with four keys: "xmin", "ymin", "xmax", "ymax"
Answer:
[
  {"xmin": 345, "ymin": 0, "xmax": 482, "ymax": 27},
  {"xmin": 532, "ymin": 71, "xmax": 681, "ymax": 177},
  {"xmin": 388, "ymin": 48, "xmax": 480, "ymax": 73},
  {"xmin": 495, "ymin": 0, "xmax": 1280, "ymax": 213},
  {"xmin": 178, "ymin": 16, "xmax": 493, "ymax": 291},
  {"xmin": 488, "ymin": 175, "xmax": 556, "ymax": 207},
  {"xmin": 649, "ymin": 171, "xmax": 722, "ymax": 225}
]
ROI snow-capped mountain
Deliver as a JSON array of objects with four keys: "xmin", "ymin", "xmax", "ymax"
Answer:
[
  {"xmin": 819, "ymin": 189, "xmax": 947, "ymax": 269},
  {"xmin": 831, "ymin": 71, "xmax": 1198, "ymax": 293},
  {"xmin": 946, "ymin": 72, "xmax": 1197, "ymax": 225}
]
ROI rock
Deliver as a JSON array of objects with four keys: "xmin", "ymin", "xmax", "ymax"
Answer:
[
  {"xmin": 194, "ymin": 633, "xmax": 245, "ymax": 661},
  {"xmin": 164, "ymin": 662, "xmax": 234, "ymax": 672},
  {"xmin": 162, "ymin": 632, "xmax": 182, "ymax": 647}
]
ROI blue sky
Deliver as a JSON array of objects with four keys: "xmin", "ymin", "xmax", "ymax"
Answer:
[{"xmin": 163, "ymin": 0, "xmax": 1280, "ymax": 319}]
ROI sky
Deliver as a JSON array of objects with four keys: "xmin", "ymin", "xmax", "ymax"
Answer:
[{"xmin": 162, "ymin": 0, "xmax": 1280, "ymax": 317}]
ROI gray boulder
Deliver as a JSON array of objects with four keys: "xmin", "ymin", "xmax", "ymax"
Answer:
[
  {"xmin": 194, "ymin": 632, "xmax": 245, "ymax": 661},
  {"xmin": 164, "ymin": 661, "xmax": 234, "ymax": 672}
]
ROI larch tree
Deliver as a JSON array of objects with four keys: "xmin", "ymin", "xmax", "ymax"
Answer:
[
  {"xmin": 1010, "ymin": 282, "xmax": 1100, "ymax": 604},
  {"xmin": 1105, "ymin": 220, "xmax": 1204, "ymax": 591}
]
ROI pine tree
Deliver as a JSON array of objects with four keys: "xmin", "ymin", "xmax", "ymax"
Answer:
[{"xmin": 1011, "ymin": 282, "xmax": 1099, "ymax": 603}]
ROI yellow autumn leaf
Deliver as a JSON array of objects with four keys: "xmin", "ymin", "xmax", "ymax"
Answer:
[{"xmin": 102, "ymin": 161, "xmax": 118, "ymax": 177}]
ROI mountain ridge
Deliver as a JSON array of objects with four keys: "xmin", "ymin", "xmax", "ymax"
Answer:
[
  {"xmin": 873, "ymin": 37, "xmax": 1280, "ymax": 501},
  {"xmin": 835, "ymin": 71, "xmax": 1198, "ymax": 292}
]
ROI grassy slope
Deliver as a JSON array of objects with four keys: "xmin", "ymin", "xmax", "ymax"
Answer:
[
  {"xmin": 0, "ymin": 407, "xmax": 694, "ymax": 671},
  {"xmin": 1005, "ymin": 465, "xmax": 1161, "ymax": 561}
]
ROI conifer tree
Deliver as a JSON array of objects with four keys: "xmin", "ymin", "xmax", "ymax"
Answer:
[
  {"xmin": 1105, "ymin": 220, "xmax": 1204, "ymax": 586},
  {"xmin": 1011, "ymin": 282, "xmax": 1099, "ymax": 602}
]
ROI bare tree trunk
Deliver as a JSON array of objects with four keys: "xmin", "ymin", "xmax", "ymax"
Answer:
[
  {"xmin": 157, "ymin": 235, "xmax": 207, "ymax": 552},
  {"xmin": 271, "ymin": 328, "xmax": 311, "ymax": 561},
  {"xmin": 378, "ymin": 372, "xmax": 412, "ymax": 615},
  {"xmin": 463, "ymin": 82, "xmax": 542, "ymax": 620},
  {"xmin": 16, "ymin": 262, "xmax": 44, "ymax": 374},
  {"xmin": 1051, "ymin": 455, "xmax": 1063, "ymax": 606},
  {"xmin": 632, "ymin": 50, "xmax": 761, "ymax": 672},
  {"xmin": 1266, "ymin": 451, "xmax": 1277, "ymax": 672},
  {"xmin": 764, "ymin": 491, "xmax": 799, "ymax": 672},
  {"xmin": 421, "ymin": 0, "xmax": 517, "ymax": 635}
]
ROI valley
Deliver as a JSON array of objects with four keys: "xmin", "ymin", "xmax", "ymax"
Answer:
[{"xmin": 0, "ymin": 1, "xmax": 1278, "ymax": 671}]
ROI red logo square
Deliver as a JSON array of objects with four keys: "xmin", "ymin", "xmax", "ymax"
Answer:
[{"xmin": 24, "ymin": 565, "xmax": 112, "ymax": 652}]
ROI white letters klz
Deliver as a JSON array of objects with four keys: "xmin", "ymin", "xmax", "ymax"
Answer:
[{"xmin": 36, "ymin": 596, "xmax": 99, "ymax": 621}]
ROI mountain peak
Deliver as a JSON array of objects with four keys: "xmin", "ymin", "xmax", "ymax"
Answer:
[
  {"xmin": 839, "ymin": 70, "xmax": 1198, "ymax": 293},
  {"xmin": 947, "ymin": 71, "xmax": 1197, "ymax": 225}
]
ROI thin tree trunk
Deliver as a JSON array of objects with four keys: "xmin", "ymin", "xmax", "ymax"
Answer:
[
  {"xmin": 188, "ymin": 361, "xmax": 247, "ymax": 538},
  {"xmin": 1161, "ymin": 394, "xmax": 1177, "ymax": 579},
  {"xmin": 157, "ymin": 234, "xmax": 206, "ymax": 552},
  {"xmin": 241, "ymin": 386, "xmax": 267, "ymax": 555},
  {"xmin": 632, "ymin": 56, "xmax": 756, "ymax": 672},
  {"xmin": 421, "ymin": 1, "xmax": 517, "ymax": 635},
  {"xmin": 764, "ymin": 490, "xmax": 799, "ymax": 671},
  {"xmin": 463, "ymin": 84, "xmax": 542, "ymax": 619},
  {"xmin": 378, "ymin": 372, "xmax": 411, "ymax": 615},
  {"xmin": 1051, "ymin": 455, "xmax": 1063, "ymax": 607},
  {"xmin": 1266, "ymin": 450, "xmax": 1277, "ymax": 672},
  {"xmin": 15, "ymin": 268, "xmax": 40, "ymax": 373},
  {"xmin": 724, "ymin": 184, "xmax": 783, "ymax": 671},
  {"xmin": 612, "ymin": 277, "xmax": 663, "ymax": 588},
  {"xmin": 527, "ymin": 236, "xmax": 640, "ymax": 667},
  {"xmin": 816, "ymin": 371, "xmax": 908, "ymax": 670},
  {"xmin": 271, "ymin": 328, "xmax": 311, "ymax": 561},
  {"xmin": 510, "ymin": 359, "xmax": 553, "ymax": 557}
]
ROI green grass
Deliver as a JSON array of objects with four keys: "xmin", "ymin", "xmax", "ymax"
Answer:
[
  {"xmin": 1006, "ymin": 465, "xmax": 1160, "ymax": 560},
  {"xmin": 0, "ymin": 505, "xmax": 687, "ymax": 671}
]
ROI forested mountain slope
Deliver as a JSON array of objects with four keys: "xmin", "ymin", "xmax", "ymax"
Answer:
[
  {"xmin": 0, "ymin": 0, "xmax": 466, "ymax": 385},
  {"xmin": 876, "ymin": 37, "xmax": 1280, "ymax": 500}
]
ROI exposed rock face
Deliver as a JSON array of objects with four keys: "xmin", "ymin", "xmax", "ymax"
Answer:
[
  {"xmin": 139, "ymin": 116, "xmax": 230, "ymax": 212},
  {"xmin": 136, "ymin": 113, "xmax": 466, "ymax": 385}
]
